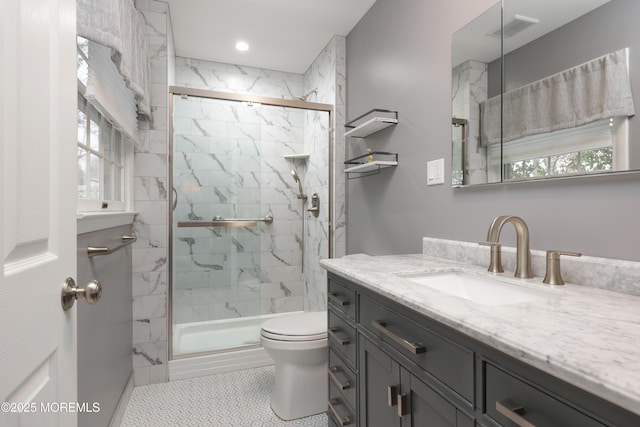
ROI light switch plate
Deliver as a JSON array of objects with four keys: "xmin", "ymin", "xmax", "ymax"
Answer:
[{"xmin": 427, "ymin": 158, "xmax": 445, "ymax": 186}]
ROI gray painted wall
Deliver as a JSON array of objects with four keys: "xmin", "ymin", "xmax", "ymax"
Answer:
[
  {"xmin": 345, "ymin": 0, "xmax": 640, "ymax": 262},
  {"xmin": 77, "ymin": 225, "xmax": 133, "ymax": 427}
]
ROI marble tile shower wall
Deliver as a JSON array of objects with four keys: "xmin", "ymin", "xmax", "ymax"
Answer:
[
  {"xmin": 173, "ymin": 42, "xmax": 347, "ymax": 316},
  {"xmin": 302, "ymin": 36, "xmax": 346, "ymax": 312},
  {"xmin": 174, "ymin": 57, "xmax": 304, "ymax": 98},
  {"xmin": 172, "ymin": 95, "xmax": 307, "ymax": 322},
  {"xmin": 132, "ymin": 0, "xmax": 170, "ymax": 386}
]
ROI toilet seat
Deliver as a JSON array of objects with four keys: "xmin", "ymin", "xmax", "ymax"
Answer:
[{"xmin": 261, "ymin": 311, "xmax": 327, "ymax": 342}]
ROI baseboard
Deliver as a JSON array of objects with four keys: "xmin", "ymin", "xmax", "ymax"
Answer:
[
  {"xmin": 169, "ymin": 347, "xmax": 274, "ymax": 381},
  {"xmin": 108, "ymin": 371, "xmax": 134, "ymax": 427}
]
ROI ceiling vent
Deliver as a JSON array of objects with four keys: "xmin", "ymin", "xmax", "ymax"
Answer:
[{"xmin": 488, "ymin": 14, "xmax": 540, "ymax": 38}]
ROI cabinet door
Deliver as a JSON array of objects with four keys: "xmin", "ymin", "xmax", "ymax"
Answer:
[
  {"xmin": 401, "ymin": 370, "xmax": 462, "ymax": 427},
  {"xmin": 359, "ymin": 335, "xmax": 402, "ymax": 427}
]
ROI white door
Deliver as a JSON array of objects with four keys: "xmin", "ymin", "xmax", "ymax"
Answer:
[{"xmin": 0, "ymin": 1, "xmax": 78, "ymax": 426}]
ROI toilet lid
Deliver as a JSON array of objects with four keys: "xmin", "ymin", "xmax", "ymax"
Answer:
[{"xmin": 261, "ymin": 311, "xmax": 327, "ymax": 341}]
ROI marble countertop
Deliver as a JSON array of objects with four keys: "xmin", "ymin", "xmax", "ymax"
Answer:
[{"xmin": 320, "ymin": 253, "xmax": 640, "ymax": 417}]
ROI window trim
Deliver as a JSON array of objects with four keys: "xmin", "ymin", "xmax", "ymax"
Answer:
[{"xmin": 77, "ymin": 38, "xmax": 135, "ymax": 215}]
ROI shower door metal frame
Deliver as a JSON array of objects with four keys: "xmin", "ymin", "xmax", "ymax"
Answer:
[{"xmin": 168, "ymin": 85, "xmax": 334, "ymax": 360}]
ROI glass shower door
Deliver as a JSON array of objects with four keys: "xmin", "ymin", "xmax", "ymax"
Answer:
[
  {"xmin": 171, "ymin": 95, "xmax": 268, "ymax": 356},
  {"xmin": 170, "ymin": 92, "xmax": 318, "ymax": 358}
]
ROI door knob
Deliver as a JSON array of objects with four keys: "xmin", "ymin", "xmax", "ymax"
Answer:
[{"xmin": 61, "ymin": 277, "xmax": 102, "ymax": 310}]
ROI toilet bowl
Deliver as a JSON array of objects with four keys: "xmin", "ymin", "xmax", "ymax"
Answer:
[{"xmin": 260, "ymin": 311, "xmax": 328, "ymax": 420}]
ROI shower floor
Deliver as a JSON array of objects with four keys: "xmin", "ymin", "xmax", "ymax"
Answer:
[{"xmin": 120, "ymin": 365, "xmax": 328, "ymax": 427}]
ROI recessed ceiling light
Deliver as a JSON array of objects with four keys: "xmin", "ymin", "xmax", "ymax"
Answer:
[{"xmin": 235, "ymin": 41, "xmax": 249, "ymax": 52}]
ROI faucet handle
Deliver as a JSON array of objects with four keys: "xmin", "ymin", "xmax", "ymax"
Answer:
[
  {"xmin": 543, "ymin": 250, "xmax": 582, "ymax": 285},
  {"xmin": 479, "ymin": 242, "xmax": 504, "ymax": 273}
]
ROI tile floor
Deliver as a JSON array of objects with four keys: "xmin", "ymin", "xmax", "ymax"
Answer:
[{"xmin": 120, "ymin": 366, "xmax": 328, "ymax": 426}]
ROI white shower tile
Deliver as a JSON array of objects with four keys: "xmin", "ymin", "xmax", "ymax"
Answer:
[
  {"xmin": 141, "ymin": 10, "xmax": 167, "ymax": 37},
  {"xmin": 136, "ymin": 201, "xmax": 168, "ymax": 225},
  {"xmin": 133, "ymin": 320, "xmax": 150, "ymax": 345},
  {"xmin": 133, "ymin": 341, "xmax": 167, "ymax": 369},
  {"xmin": 149, "ymin": 224, "xmax": 168, "ymax": 248},
  {"xmin": 149, "ymin": 318, "xmax": 167, "ymax": 342},
  {"xmin": 133, "ymin": 294, "xmax": 167, "ymax": 320},
  {"xmin": 132, "ymin": 248, "xmax": 167, "ymax": 273},
  {"xmin": 133, "ymin": 366, "xmax": 150, "ymax": 387}
]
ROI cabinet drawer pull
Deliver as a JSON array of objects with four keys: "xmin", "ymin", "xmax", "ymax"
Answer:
[
  {"xmin": 328, "ymin": 366, "xmax": 351, "ymax": 390},
  {"xmin": 329, "ymin": 328, "xmax": 351, "ymax": 346},
  {"xmin": 397, "ymin": 393, "xmax": 408, "ymax": 417},
  {"xmin": 496, "ymin": 399, "xmax": 537, "ymax": 427},
  {"xmin": 387, "ymin": 385, "xmax": 398, "ymax": 407},
  {"xmin": 372, "ymin": 320, "xmax": 427, "ymax": 354},
  {"xmin": 328, "ymin": 398, "xmax": 352, "ymax": 425},
  {"xmin": 329, "ymin": 292, "xmax": 350, "ymax": 306}
]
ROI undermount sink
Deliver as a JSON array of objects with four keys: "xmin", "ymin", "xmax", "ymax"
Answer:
[{"xmin": 398, "ymin": 270, "xmax": 559, "ymax": 306}]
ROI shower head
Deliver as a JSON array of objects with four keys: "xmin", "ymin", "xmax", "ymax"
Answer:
[
  {"xmin": 291, "ymin": 169, "xmax": 307, "ymax": 201},
  {"xmin": 297, "ymin": 88, "xmax": 318, "ymax": 101}
]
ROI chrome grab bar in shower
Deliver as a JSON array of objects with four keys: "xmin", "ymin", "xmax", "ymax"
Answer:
[
  {"xmin": 177, "ymin": 215, "xmax": 274, "ymax": 228},
  {"xmin": 87, "ymin": 235, "xmax": 137, "ymax": 258}
]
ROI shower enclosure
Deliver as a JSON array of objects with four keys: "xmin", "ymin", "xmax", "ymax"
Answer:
[{"xmin": 169, "ymin": 87, "xmax": 332, "ymax": 359}]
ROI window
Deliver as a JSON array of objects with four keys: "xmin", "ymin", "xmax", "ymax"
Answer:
[
  {"xmin": 77, "ymin": 94, "xmax": 125, "ymax": 210},
  {"xmin": 77, "ymin": 37, "xmax": 134, "ymax": 212},
  {"xmin": 488, "ymin": 118, "xmax": 628, "ymax": 182}
]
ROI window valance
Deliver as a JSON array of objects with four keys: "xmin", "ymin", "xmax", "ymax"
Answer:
[
  {"xmin": 480, "ymin": 48, "xmax": 635, "ymax": 146},
  {"xmin": 77, "ymin": 0, "xmax": 151, "ymax": 119}
]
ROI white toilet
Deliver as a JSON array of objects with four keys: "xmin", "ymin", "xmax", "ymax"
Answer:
[{"xmin": 260, "ymin": 311, "xmax": 328, "ymax": 420}]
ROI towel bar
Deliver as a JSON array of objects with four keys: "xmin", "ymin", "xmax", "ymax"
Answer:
[{"xmin": 87, "ymin": 235, "xmax": 137, "ymax": 258}]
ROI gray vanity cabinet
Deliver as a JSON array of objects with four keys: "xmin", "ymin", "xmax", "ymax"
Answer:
[
  {"xmin": 328, "ymin": 276, "xmax": 358, "ymax": 426},
  {"xmin": 326, "ymin": 272, "xmax": 640, "ymax": 427},
  {"xmin": 359, "ymin": 335, "xmax": 401, "ymax": 426},
  {"xmin": 327, "ymin": 273, "xmax": 474, "ymax": 426},
  {"xmin": 359, "ymin": 334, "xmax": 472, "ymax": 427}
]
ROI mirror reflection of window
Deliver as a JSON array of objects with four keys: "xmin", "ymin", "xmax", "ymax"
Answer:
[
  {"xmin": 452, "ymin": 0, "xmax": 640, "ymax": 186},
  {"xmin": 494, "ymin": 118, "xmax": 626, "ymax": 182}
]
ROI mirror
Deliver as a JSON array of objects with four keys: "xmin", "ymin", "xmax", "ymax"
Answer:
[{"xmin": 452, "ymin": 0, "xmax": 640, "ymax": 186}]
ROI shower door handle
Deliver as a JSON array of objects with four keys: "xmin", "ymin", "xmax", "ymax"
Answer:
[{"xmin": 177, "ymin": 215, "xmax": 274, "ymax": 228}]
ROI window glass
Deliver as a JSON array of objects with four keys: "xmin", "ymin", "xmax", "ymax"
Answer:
[
  {"xmin": 76, "ymin": 93, "xmax": 127, "ymax": 205},
  {"xmin": 500, "ymin": 118, "xmax": 621, "ymax": 182},
  {"xmin": 77, "ymin": 147, "xmax": 88, "ymax": 199},
  {"xmin": 77, "ymin": 37, "xmax": 129, "ymax": 211}
]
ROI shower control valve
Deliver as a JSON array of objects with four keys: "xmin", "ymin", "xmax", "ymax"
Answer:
[{"xmin": 307, "ymin": 193, "xmax": 320, "ymax": 217}]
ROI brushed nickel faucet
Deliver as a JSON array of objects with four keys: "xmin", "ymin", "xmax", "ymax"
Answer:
[
  {"xmin": 543, "ymin": 250, "xmax": 581, "ymax": 285},
  {"xmin": 482, "ymin": 216, "xmax": 533, "ymax": 279}
]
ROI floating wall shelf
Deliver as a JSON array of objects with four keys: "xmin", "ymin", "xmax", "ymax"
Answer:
[
  {"xmin": 344, "ymin": 151, "xmax": 398, "ymax": 179},
  {"xmin": 345, "ymin": 109, "xmax": 398, "ymax": 138}
]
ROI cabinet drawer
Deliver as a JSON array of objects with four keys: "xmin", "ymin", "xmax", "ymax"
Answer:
[
  {"xmin": 328, "ymin": 277, "xmax": 357, "ymax": 320},
  {"xmin": 329, "ymin": 349, "xmax": 357, "ymax": 410},
  {"xmin": 485, "ymin": 363, "xmax": 606, "ymax": 427},
  {"xmin": 360, "ymin": 295, "xmax": 474, "ymax": 402},
  {"xmin": 329, "ymin": 310, "xmax": 357, "ymax": 366},
  {"xmin": 328, "ymin": 390, "xmax": 356, "ymax": 426}
]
